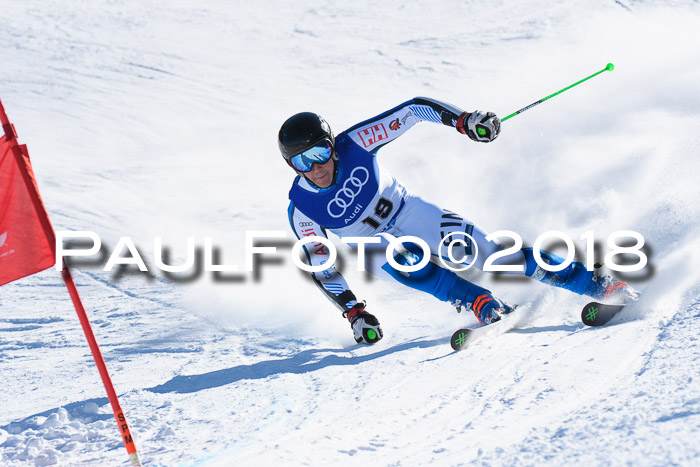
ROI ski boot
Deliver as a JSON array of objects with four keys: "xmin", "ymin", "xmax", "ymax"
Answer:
[
  {"xmin": 584, "ymin": 271, "xmax": 640, "ymax": 304},
  {"xmin": 521, "ymin": 248, "xmax": 640, "ymax": 304},
  {"xmin": 447, "ymin": 278, "xmax": 513, "ymax": 325}
]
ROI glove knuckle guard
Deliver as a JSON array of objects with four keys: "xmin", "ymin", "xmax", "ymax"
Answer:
[
  {"xmin": 349, "ymin": 308, "xmax": 383, "ymax": 345},
  {"xmin": 462, "ymin": 110, "xmax": 501, "ymax": 143}
]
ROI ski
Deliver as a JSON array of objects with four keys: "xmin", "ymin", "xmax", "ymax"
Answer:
[
  {"xmin": 581, "ymin": 301, "xmax": 625, "ymax": 326},
  {"xmin": 450, "ymin": 328, "xmax": 479, "ymax": 352},
  {"xmin": 450, "ymin": 305, "xmax": 520, "ymax": 351}
]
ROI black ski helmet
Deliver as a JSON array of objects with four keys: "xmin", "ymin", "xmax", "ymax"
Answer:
[{"xmin": 278, "ymin": 112, "xmax": 335, "ymax": 167}]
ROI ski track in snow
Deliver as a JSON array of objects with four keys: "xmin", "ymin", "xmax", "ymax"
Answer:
[{"xmin": 2, "ymin": 0, "xmax": 700, "ymax": 465}]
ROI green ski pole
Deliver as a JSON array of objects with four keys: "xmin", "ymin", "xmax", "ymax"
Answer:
[{"xmin": 501, "ymin": 63, "xmax": 614, "ymax": 122}]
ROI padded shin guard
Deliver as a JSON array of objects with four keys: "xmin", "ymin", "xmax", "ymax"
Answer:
[
  {"xmin": 381, "ymin": 243, "xmax": 457, "ymax": 301},
  {"xmin": 521, "ymin": 247, "xmax": 593, "ymax": 295}
]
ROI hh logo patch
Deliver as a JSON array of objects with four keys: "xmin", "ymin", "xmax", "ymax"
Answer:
[{"xmin": 357, "ymin": 123, "xmax": 388, "ymax": 148}]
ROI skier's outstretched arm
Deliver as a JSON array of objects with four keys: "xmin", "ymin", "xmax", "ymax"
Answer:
[
  {"xmin": 288, "ymin": 202, "xmax": 357, "ymax": 312},
  {"xmin": 288, "ymin": 203, "xmax": 383, "ymax": 344},
  {"xmin": 344, "ymin": 97, "xmax": 500, "ymax": 153}
]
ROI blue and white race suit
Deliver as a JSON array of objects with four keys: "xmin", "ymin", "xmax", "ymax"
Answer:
[{"xmin": 287, "ymin": 97, "xmax": 538, "ymax": 313}]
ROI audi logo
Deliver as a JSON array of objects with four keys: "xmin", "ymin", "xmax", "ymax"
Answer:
[{"xmin": 327, "ymin": 167, "xmax": 370, "ymax": 218}]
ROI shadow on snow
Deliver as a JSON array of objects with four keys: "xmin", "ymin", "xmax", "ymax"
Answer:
[{"xmin": 147, "ymin": 337, "xmax": 448, "ymax": 394}]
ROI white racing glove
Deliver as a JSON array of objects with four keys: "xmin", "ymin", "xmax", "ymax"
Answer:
[
  {"xmin": 456, "ymin": 110, "xmax": 501, "ymax": 143},
  {"xmin": 344, "ymin": 301, "xmax": 383, "ymax": 345}
]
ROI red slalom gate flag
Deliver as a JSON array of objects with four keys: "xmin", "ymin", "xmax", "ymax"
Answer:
[
  {"xmin": 0, "ymin": 98, "xmax": 142, "ymax": 466},
  {"xmin": 0, "ymin": 101, "xmax": 55, "ymax": 285}
]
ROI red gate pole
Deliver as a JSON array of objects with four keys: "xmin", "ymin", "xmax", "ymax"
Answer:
[{"xmin": 61, "ymin": 260, "xmax": 142, "ymax": 466}]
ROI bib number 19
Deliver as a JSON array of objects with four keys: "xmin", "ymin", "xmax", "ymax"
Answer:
[{"xmin": 361, "ymin": 197, "xmax": 394, "ymax": 229}]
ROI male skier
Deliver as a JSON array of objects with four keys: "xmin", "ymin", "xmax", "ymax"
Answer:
[{"xmin": 281, "ymin": 97, "xmax": 639, "ymax": 345}]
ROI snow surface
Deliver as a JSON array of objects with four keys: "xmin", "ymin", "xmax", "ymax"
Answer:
[{"xmin": 2, "ymin": 0, "xmax": 700, "ymax": 465}]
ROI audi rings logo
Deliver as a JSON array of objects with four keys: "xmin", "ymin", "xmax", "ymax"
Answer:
[{"xmin": 327, "ymin": 167, "xmax": 370, "ymax": 218}]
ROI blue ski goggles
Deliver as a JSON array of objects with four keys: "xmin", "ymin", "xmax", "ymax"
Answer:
[{"xmin": 289, "ymin": 140, "xmax": 333, "ymax": 172}]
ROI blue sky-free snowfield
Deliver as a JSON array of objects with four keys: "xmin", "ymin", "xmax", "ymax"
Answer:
[{"xmin": 1, "ymin": 1, "xmax": 700, "ymax": 465}]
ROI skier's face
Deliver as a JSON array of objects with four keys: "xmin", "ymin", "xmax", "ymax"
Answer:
[{"xmin": 304, "ymin": 157, "xmax": 335, "ymax": 188}]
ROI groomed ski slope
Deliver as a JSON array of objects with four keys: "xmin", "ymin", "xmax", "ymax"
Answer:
[{"xmin": 1, "ymin": 1, "xmax": 700, "ymax": 465}]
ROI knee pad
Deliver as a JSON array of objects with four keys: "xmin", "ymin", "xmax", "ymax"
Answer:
[
  {"xmin": 521, "ymin": 247, "xmax": 593, "ymax": 295},
  {"xmin": 381, "ymin": 242, "xmax": 457, "ymax": 301}
]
